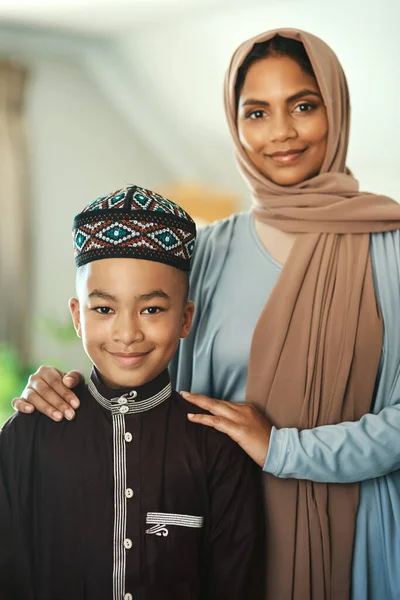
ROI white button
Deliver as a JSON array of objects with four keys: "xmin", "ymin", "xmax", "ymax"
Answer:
[
  {"xmin": 124, "ymin": 538, "xmax": 133, "ymax": 549},
  {"xmin": 119, "ymin": 405, "xmax": 129, "ymax": 414},
  {"xmin": 124, "ymin": 594, "xmax": 133, "ymax": 600},
  {"xmin": 125, "ymin": 432, "xmax": 133, "ymax": 442},
  {"xmin": 125, "ymin": 488, "xmax": 134, "ymax": 499},
  {"xmin": 118, "ymin": 397, "xmax": 128, "ymax": 405}
]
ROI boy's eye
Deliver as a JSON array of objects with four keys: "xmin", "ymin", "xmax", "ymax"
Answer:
[
  {"xmin": 142, "ymin": 306, "xmax": 163, "ymax": 315},
  {"xmin": 94, "ymin": 306, "xmax": 114, "ymax": 315}
]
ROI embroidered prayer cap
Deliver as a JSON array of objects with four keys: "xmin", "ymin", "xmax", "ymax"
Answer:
[{"xmin": 73, "ymin": 185, "xmax": 196, "ymax": 272}]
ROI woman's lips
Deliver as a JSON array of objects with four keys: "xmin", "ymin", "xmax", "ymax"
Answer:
[
  {"xmin": 267, "ymin": 148, "xmax": 307, "ymax": 165},
  {"xmin": 110, "ymin": 352, "xmax": 150, "ymax": 367}
]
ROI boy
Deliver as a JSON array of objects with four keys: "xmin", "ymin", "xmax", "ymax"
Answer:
[{"xmin": 0, "ymin": 185, "xmax": 264, "ymax": 599}]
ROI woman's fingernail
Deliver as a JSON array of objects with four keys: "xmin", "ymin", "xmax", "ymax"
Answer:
[
  {"xmin": 24, "ymin": 405, "xmax": 33, "ymax": 413},
  {"xmin": 70, "ymin": 399, "xmax": 79, "ymax": 409},
  {"xmin": 64, "ymin": 376, "xmax": 75, "ymax": 386},
  {"xmin": 65, "ymin": 409, "xmax": 75, "ymax": 420},
  {"xmin": 188, "ymin": 413, "xmax": 195, "ymax": 419},
  {"xmin": 53, "ymin": 411, "xmax": 63, "ymax": 421},
  {"xmin": 181, "ymin": 391, "xmax": 189, "ymax": 397}
]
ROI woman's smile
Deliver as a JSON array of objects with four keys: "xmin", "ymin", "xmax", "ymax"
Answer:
[
  {"xmin": 265, "ymin": 147, "xmax": 308, "ymax": 165},
  {"xmin": 237, "ymin": 55, "xmax": 328, "ymax": 186}
]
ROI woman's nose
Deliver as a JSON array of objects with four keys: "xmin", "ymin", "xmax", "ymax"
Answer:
[{"xmin": 269, "ymin": 112, "xmax": 297, "ymax": 143}]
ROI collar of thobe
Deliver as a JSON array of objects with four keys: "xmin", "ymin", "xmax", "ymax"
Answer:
[{"xmin": 88, "ymin": 367, "xmax": 172, "ymax": 415}]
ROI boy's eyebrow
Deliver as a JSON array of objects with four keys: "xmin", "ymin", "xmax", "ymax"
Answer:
[
  {"xmin": 138, "ymin": 290, "xmax": 170, "ymax": 302},
  {"xmin": 241, "ymin": 89, "xmax": 322, "ymax": 107},
  {"xmin": 88, "ymin": 289, "xmax": 170, "ymax": 302},
  {"xmin": 88, "ymin": 290, "xmax": 118, "ymax": 302}
]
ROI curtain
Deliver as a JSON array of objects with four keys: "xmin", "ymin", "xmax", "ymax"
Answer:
[{"xmin": 0, "ymin": 60, "xmax": 30, "ymax": 362}]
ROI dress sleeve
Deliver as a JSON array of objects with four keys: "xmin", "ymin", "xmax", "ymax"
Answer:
[
  {"xmin": 263, "ymin": 399, "xmax": 400, "ymax": 482},
  {"xmin": 203, "ymin": 432, "xmax": 265, "ymax": 600},
  {"xmin": 0, "ymin": 415, "xmax": 35, "ymax": 598}
]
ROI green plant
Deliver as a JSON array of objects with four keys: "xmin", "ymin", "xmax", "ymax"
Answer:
[{"xmin": 0, "ymin": 343, "xmax": 39, "ymax": 426}]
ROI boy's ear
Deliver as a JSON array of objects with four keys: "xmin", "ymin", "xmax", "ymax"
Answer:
[
  {"xmin": 69, "ymin": 298, "xmax": 82, "ymax": 338},
  {"xmin": 180, "ymin": 301, "xmax": 195, "ymax": 340}
]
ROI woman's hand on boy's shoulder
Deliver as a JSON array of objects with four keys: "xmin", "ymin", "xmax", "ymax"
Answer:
[
  {"xmin": 181, "ymin": 392, "xmax": 272, "ymax": 468},
  {"xmin": 11, "ymin": 366, "xmax": 84, "ymax": 422}
]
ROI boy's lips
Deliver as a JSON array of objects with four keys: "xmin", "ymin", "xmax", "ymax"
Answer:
[{"xmin": 110, "ymin": 351, "xmax": 151, "ymax": 367}]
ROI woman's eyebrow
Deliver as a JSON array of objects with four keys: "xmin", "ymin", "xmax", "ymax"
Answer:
[{"xmin": 241, "ymin": 89, "xmax": 322, "ymax": 107}]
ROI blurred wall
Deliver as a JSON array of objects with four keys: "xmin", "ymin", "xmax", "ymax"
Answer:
[
  {"xmin": 25, "ymin": 53, "xmax": 172, "ymax": 372},
  {"xmin": 120, "ymin": 0, "xmax": 400, "ymax": 198}
]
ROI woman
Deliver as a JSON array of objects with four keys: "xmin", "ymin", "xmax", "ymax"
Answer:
[{"xmin": 14, "ymin": 29, "xmax": 400, "ymax": 599}]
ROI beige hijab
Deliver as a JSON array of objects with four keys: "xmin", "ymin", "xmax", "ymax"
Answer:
[{"xmin": 225, "ymin": 28, "xmax": 400, "ymax": 599}]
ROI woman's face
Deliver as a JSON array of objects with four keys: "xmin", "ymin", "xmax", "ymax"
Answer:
[{"xmin": 237, "ymin": 55, "xmax": 328, "ymax": 186}]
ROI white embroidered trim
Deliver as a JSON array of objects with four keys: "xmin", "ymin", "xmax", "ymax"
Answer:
[
  {"xmin": 145, "ymin": 524, "xmax": 170, "ymax": 537},
  {"xmin": 88, "ymin": 379, "xmax": 171, "ymax": 414},
  {"xmin": 146, "ymin": 512, "xmax": 204, "ymax": 528},
  {"xmin": 112, "ymin": 413, "xmax": 127, "ymax": 600}
]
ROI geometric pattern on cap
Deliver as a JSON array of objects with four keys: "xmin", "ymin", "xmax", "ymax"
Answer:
[
  {"xmin": 82, "ymin": 185, "xmax": 191, "ymax": 220},
  {"xmin": 73, "ymin": 185, "xmax": 196, "ymax": 272}
]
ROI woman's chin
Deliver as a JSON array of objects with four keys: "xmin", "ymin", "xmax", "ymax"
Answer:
[{"xmin": 260, "ymin": 166, "xmax": 320, "ymax": 187}]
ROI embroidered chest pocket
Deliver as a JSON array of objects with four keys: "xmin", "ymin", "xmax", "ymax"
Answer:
[
  {"xmin": 144, "ymin": 511, "xmax": 205, "ymax": 586},
  {"xmin": 145, "ymin": 512, "xmax": 204, "ymax": 537}
]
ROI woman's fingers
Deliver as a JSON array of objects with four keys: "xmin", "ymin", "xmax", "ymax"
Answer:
[
  {"xmin": 180, "ymin": 391, "xmax": 234, "ymax": 416},
  {"xmin": 63, "ymin": 371, "xmax": 84, "ymax": 396},
  {"xmin": 11, "ymin": 398, "xmax": 35, "ymax": 414},
  {"xmin": 13, "ymin": 388, "xmax": 64, "ymax": 421},
  {"xmin": 12, "ymin": 366, "xmax": 84, "ymax": 421},
  {"xmin": 187, "ymin": 412, "xmax": 236, "ymax": 435},
  {"xmin": 185, "ymin": 393, "xmax": 272, "ymax": 467}
]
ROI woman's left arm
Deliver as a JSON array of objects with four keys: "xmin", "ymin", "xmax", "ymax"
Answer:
[
  {"xmin": 263, "ymin": 403, "xmax": 400, "ymax": 482},
  {"xmin": 183, "ymin": 392, "xmax": 400, "ymax": 483}
]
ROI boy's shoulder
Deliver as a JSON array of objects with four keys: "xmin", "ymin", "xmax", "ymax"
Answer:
[
  {"xmin": 1, "ymin": 409, "xmax": 40, "ymax": 437},
  {"xmin": 170, "ymin": 391, "xmax": 249, "ymax": 460},
  {"xmin": 1, "ymin": 382, "xmax": 89, "ymax": 439}
]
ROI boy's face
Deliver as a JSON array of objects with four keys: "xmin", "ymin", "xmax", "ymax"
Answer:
[{"xmin": 69, "ymin": 258, "xmax": 194, "ymax": 389}]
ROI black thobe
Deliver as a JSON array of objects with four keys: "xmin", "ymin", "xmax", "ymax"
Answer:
[{"xmin": 0, "ymin": 369, "xmax": 264, "ymax": 600}]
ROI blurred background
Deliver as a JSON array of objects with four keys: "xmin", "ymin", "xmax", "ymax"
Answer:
[{"xmin": 0, "ymin": 0, "xmax": 399, "ymax": 423}]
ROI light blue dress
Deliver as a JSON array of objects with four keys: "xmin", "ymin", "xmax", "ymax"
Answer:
[{"xmin": 170, "ymin": 212, "xmax": 400, "ymax": 600}]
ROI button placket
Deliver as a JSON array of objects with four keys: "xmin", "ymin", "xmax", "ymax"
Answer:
[
  {"xmin": 124, "ymin": 415, "xmax": 137, "ymax": 596},
  {"xmin": 86, "ymin": 376, "xmax": 172, "ymax": 599}
]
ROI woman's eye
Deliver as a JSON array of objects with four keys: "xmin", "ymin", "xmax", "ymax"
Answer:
[
  {"xmin": 294, "ymin": 102, "xmax": 315, "ymax": 113},
  {"xmin": 95, "ymin": 306, "xmax": 113, "ymax": 315},
  {"xmin": 247, "ymin": 109, "xmax": 266, "ymax": 120},
  {"xmin": 142, "ymin": 306, "xmax": 163, "ymax": 315}
]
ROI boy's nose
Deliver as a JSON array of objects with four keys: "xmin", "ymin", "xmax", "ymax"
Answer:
[{"xmin": 113, "ymin": 315, "xmax": 144, "ymax": 346}]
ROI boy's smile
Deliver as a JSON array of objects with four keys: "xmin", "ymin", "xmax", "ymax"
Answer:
[
  {"xmin": 69, "ymin": 258, "xmax": 194, "ymax": 389},
  {"xmin": 109, "ymin": 351, "xmax": 153, "ymax": 368}
]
